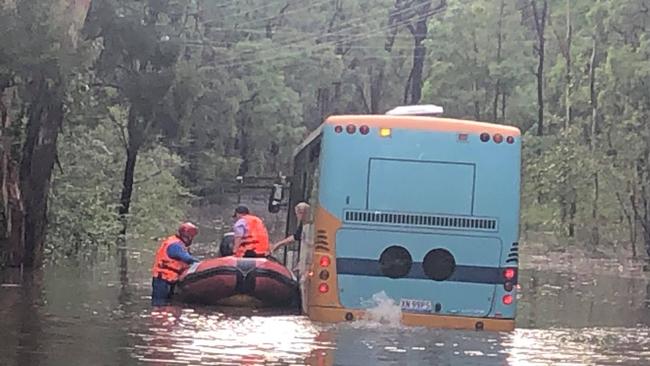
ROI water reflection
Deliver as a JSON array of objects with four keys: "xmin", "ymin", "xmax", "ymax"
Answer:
[
  {"xmin": 506, "ymin": 328, "xmax": 650, "ymax": 365},
  {"xmin": 518, "ymin": 269, "xmax": 650, "ymax": 329},
  {"xmin": 1, "ymin": 262, "xmax": 650, "ymax": 365},
  {"xmin": 131, "ymin": 308, "xmax": 329, "ymax": 365},
  {"xmin": 0, "ymin": 269, "xmax": 44, "ymax": 366}
]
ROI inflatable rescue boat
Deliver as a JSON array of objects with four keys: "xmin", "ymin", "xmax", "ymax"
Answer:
[{"xmin": 176, "ymin": 255, "xmax": 299, "ymax": 307}]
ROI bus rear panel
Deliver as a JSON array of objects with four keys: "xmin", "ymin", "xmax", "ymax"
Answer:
[{"xmin": 303, "ymin": 115, "xmax": 521, "ymax": 331}]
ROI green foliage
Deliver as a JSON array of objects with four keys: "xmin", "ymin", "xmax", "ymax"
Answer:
[
  {"xmin": 128, "ymin": 145, "xmax": 192, "ymax": 243},
  {"xmin": 48, "ymin": 120, "xmax": 191, "ymax": 263},
  {"xmin": 422, "ymin": 0, "xmax": 532, "ymax": 123},
  {"xmin": 48, "ymin": 123, "xmax": 122, "ymax": 262}
]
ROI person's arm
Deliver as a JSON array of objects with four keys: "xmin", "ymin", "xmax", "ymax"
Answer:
[
  {"xmin": 166, "ymin": 243, "xmax": 199, "ymax": 264},
  {"xmin": 272, "ymin": 225, "xmax": 302, "ymax": 252},
  {"xmin": 233, "ymin": 236, "xmax": 242, "ymax": 255},
  {"xmin": 232, "ymin": 220, "xmax": 246, "ymax": 255},
  {"xmin": 272, "ymin": 236, "xmax": 294, "ymax": 252}
]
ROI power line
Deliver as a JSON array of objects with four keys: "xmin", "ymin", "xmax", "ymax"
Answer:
[
  {"xmin": 214, "ymin": 33, "xmax": 395, "ymax": 68},
  {"xmin": 212, "ymin": 5, "xmax": 445, "ymax": 68},
  {"xmin": 196, "ymin": 3, "xmax": 432, "ymax": 68},
  {"xmin": 201, "ymin": 0, "xmax": 332, "ymax": 29}
]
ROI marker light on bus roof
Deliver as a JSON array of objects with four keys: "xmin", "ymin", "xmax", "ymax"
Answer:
[
  {"xmin": 480, "ymin": 132, "xmax": 516, "ymax": 144},
  {"xmin": 385, "ymin": 104, "xmax": 444, "ymax": 116},
  {"xmin": 359, "ymin": 125, "xmax": 370, "ymax": 135},
  {"xmin": 379, "ymin": 128, "xmax": 391, "ymax": 137}
]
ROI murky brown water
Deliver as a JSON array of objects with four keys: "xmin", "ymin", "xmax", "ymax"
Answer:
[{"xmin": 1, "ymin": 258, "xmax": 650, "ymax": 366}]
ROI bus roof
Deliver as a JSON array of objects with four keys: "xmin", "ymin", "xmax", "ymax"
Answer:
[
  {"xmin": 293, "ymin": 124, "xmax": 324, "ymax": 158},
  {"xmin": 325, "ymin": 115, "xmax": 521, "ymax": 136},
  {"xmin": 293, "ymin": 115, "xmax": 521, "ymax": 158}
]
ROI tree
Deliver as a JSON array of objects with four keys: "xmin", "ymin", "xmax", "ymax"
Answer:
[
  {"xmin": 386, "ymin": 0, "xmax": 447, "ymax": 105},
  {"xmin": 0, "ymin": 0, "xmax": 92, "ymax": 268},
  {"xmin": 84, "ymin": 0, "xmax": 201, "ymax": 279},
  {"xmin": 520, "ymin": 0, "xmax": 549, "ymax": 136},
  {"xmin": 422, "ymin": 0, "xmax": 532, "ymax": 122}
]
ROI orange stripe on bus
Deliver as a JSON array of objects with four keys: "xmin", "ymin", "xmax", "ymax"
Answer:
[
  {"xmin": 325, "ymin": 115, "xmax": 521, "ymax": 136},
  {"xmin": 308, "ymin": 207, "xmax": 343, "ymax": 308},
  {"xmin": 308, "ymin": 306, "xmax": 515, "ymax": 332}
]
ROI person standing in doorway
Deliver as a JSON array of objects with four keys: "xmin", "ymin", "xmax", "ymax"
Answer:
[{"xmin": 271, "ymin": 202, "xmax": 310, "ymax": 253}]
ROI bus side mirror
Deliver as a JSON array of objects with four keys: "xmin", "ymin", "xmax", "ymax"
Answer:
[{"xmin": 268, "ymin": 183, "xmax": 284, "ymax": 213}]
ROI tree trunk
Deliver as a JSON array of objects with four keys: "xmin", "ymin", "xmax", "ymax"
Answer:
[
  {"xmin": 118, "ymin": 147, "xmax": 138, "ymax": 226},
  {"xmin": 408, "ymin": 21, "xmax": 427, "ymax": 105},
  {"xmin": 591, "ymin": 174, "xmax": 599, "ymax": 245},
  {"xmin": 237, "ymin": 117, "xmax": 250, "ymax": 177},
  {"xmin": 370, "ymin": 67, "xmax": 384, "ymax": 114},
  {"xmin": 473, "ymin": 80, "xmax": 480, "ymax": 121},
  {"xmin": 493, "ymin": 0, "xmax": 505, "ymax": 122},
  {"xmin": 554, "ymin": 1, "xmax": 573, "ymax": 239},
  {"xmin": 317, "ymin": 87, "xmax": 330, "ymax": 121},
  {"xmin": 589, "ymin": 35, "xmax": 599, "ymax": 246},
  {"xmin": 535, "ymin": 17, "xmax": 545, "ymax": 136},
  {"xmin": 387, "ymin": 0, "xmax": 446, "ymax": 105},
  {"xmin": 634, "ymin": 157, "xmax": 650, "ymax": 259},
  {"xmin": 471, "ymin": 30, "xmax": 481, "ymax": 121},
  {"xmin": 631, "ymin": 183, "xmax": 638, "ymax": 258},
  {"xmin": 19, "ymin": 75, "xmax": 65, "ymax": 268},
  {"xmin": 117, "ymin": 145, "xmax": 137, "ymax": 282},
  {"xmin": 617, "ymin": 182, "xmax": 637, "ymax": 258},
  {"xmin": 117, "ymin": 109, "xmax": 143, "ymax": 283},
  {"xmin": 568, "ymin": 191, "xmax": 576, "ymax": 237},
  {"xmin": 531, "ymin": 0, "xmax": 548, "ymax": 136},
  {"xmin": 332, "ymin": 82, "xmax": 341, "ymax": 114},
  {"xmin": 0, "ymin": 86, "xmax": 25, "ymax": 267},
  {"xmin": 564, "ymin": 0, "xmax": 572, "ymax": 129}
]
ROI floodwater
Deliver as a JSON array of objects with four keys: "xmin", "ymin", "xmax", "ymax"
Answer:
[{"xmin": 1, "ymin": 257, "xmax": 650, "ymax": 365}]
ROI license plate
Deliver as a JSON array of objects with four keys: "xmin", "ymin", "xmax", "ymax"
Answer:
[
  {"xmin": 400, "ymin": 298, "xmax": 433, "ymax": 313},
  {"xmin": 186, "ymin": 262, "xmax": 200, "ymax": 275}
]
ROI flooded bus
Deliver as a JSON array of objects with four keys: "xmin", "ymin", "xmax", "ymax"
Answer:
[{"xmin": 270, "ymin": 105, "xmax": 521, "ymax": 332}]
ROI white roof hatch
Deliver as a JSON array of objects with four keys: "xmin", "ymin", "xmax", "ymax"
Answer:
[{"xmin": 385, "ymin": 104, "xmax": 444, "ymax": 116}]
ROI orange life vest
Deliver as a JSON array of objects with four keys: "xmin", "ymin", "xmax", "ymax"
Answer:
[
  {"xmin": 151, "ymin": 235, "xmax": 190, "ymax": 282},
  {"xmin": 235, "ymin": 215, "xmax": 270, "ymax": 257}
]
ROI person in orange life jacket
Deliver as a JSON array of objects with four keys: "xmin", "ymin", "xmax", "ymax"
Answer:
[
  {"xmin": 151, "ymin": 222, "xmax": 200, "ymax": 306},
  {"xmin": 231, "ymin": 205, "xmax": 271, "ymax": 258}
]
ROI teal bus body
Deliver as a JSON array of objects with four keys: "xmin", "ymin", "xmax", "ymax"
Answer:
[{"xmin": 311, "ymin": 117, "xmax": 521, "ymax": 321}]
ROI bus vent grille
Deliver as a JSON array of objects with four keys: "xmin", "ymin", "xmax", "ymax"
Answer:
[
  {"xmin": 506, "ymin": 242, "xmax": 518, "ymax": 263},
  {"xmin": 343, "ymin": 210, "xmax": 498, "ymax": 231},
  {"xmin": 315, "ymin": 229, "xmax": 330, "ymax": 252}
]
